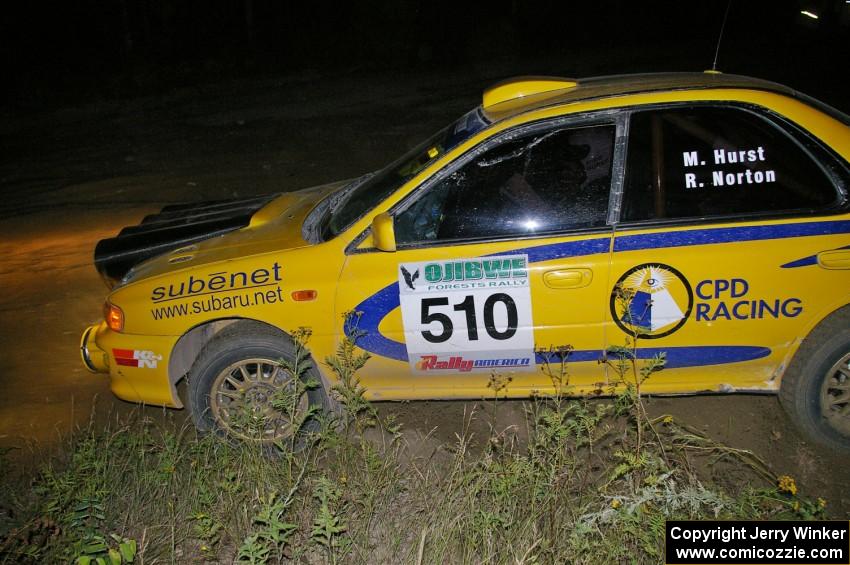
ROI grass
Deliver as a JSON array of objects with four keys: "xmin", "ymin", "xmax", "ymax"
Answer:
[{"xmin": 0, "ymin": 326, "xmax": 831, "ymax": 564}]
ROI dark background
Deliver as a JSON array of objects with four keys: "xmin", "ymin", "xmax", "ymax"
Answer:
[
  {"xmin": 4, "ymin": 0, "xmax": 849, "ymax": 112},
  {"xmin": 1, "ymin": 0, "xmax": 849, "ymax": 515}
]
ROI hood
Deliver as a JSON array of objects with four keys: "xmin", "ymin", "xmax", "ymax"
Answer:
[{"xmin": 96, "ymin": 181, "xmax": 345, "ymax": 288}]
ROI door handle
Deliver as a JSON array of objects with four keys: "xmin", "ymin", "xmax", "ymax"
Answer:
[
  {"xmin": 818, "ymin": 250, "xmax": 850, "ymax": 270},
  {"xmin": 543, "ymin": 268, "xmax": 593, "ymax": 289}
]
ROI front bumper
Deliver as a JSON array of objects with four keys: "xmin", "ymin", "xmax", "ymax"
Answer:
[
  {"xmin": 81, "ymin": 324, "xmax": 109, "ymax": 372},
  {"xmin": 79, "ymin": 323, "xmax": 182, "ymax": 408}
]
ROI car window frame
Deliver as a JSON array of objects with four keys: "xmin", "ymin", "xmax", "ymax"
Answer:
[
  {"xmin": 346, "ymin": 111, "xmax": 629, "ymax": 255},
  {"xmin": 610, "ymin": 101, "xmax": 850, "ymax": 230}
]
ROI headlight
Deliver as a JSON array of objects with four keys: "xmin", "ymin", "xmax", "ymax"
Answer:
[{"xmin": 104, "ymin": 301, "xmax": 124, "ymax": 332}]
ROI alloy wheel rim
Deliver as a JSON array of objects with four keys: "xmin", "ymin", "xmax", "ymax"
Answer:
[
  {"xmin": 209, "ymin": 357, "xmax": 309, "ymax": 442},
  {"xmin": 821, "ymin": 352, "xmax": 850, "ymax": 436}
]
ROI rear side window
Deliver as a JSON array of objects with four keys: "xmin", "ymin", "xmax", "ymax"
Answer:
[
  {"xmin": 395, "ymin": 124, "xmax": 615, "ymax": 245},
  {"xmin": 621, "ymin": 106, "xmax": 840, "ymax": 222}
]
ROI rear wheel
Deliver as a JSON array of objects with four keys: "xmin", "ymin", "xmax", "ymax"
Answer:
[
  {"xmin": 187, "ymin": 323, "xmax": 328, "ymax": 446},
  {"xmin": 780, "ymin": 328, "xmax": 850, "ymax": 452}
]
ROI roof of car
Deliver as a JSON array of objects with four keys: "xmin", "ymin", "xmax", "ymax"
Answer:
[{"xmin": 481, "ymin": 72, "xmax": 843, "ymax": 123}]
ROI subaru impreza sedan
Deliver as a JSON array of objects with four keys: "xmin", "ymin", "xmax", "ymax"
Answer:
[{"xmin": 81, "ymin": 72, "xmax": 850, "ymax": 450}]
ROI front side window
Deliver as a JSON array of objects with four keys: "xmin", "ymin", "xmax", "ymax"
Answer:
[
  {"xmin": 621, "ymin": 106, "xmax": 841, "ymax": 222},
  {"xmin": 395, "ymin": 124, "xmax": 615, "ymax": 245}
]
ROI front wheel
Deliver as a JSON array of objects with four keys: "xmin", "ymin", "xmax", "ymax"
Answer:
[
  {"xmin": 780, "ymin": 330, "xmax": 850, "ymax": 452},
  {"xmin": 187, "ymin": 323, "xmax": 328, "ymax": 446}
]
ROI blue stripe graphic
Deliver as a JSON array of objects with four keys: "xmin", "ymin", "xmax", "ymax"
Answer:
[
  {"xmin": 781, "ymin": 243, "xmax": 850, "ymax": 269},
  {"xmin": 350, "ymin": 219, "xmax": 848, "ymax": 367},
  {"xmin": 781, "ymin": 256, "xmax": 819, "ymax": 268},
  {"xmin": 510, "ymin": 237, "xmax": 610, "ymax": 263},
  {"xmin": 354, "ymin": 338, "xmax": 770, "ymax": 368},
  {"xmin": 595, "ymin": 345, "xmax": 771, "ymax": 368},
  {"xmin": 614, "ymin": 220, "xmax": 850, "ymax": 253},
  {"xmin": 356, "ymin": 283, "xmax": 407, "ymax": 362}
]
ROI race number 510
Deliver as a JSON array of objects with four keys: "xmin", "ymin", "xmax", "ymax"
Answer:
[
  {"xmin": 398, "ymin": 254, "xmax": 536, "ymax": 373},
  {"xmin": 420, "ymin": 293, "xmax": 518, "ymax": 343}
]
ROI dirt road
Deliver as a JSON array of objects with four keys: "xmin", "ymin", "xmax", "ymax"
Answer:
[
  {"xmin": 1, "ymin": 68, "xmax": 848, "ymax": 514},
  {"xmin": 0, "ymin": 68, "xmax": 480, "ymax": 446}
]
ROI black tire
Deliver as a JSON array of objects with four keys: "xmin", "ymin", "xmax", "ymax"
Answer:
[
  {"xmin": 780, "ymin": 314, "xmax": 850, "ymax": 452},
  {"xmin": 187, "ymin": 321, "xmax": 328, "ymax": 446}
]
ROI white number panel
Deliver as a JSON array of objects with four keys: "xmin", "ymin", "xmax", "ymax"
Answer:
[{"xmin": 398, "ymin": 254, "xmax": 535, "ymax": 375}]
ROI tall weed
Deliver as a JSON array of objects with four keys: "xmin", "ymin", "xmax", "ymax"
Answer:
[{"xmin": 0, "ymin": 322, "xmax": 827, "ymax": 564}]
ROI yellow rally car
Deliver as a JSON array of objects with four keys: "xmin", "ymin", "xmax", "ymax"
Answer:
[{"xmin": 81, "ymin": 72, "xmax": 850, "ymax": 450}]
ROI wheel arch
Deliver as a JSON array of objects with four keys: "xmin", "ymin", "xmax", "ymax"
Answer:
[
  {"xmin": 168, "ymin": 317, "xmax": 335, "ymax": 407},
  {"xmin": 778, "ymin": 301, "xmax": 850, "ymax": 450},
  {"xmin": 778, "ymin": 301, "xmax": 850, "ymax": 387}
]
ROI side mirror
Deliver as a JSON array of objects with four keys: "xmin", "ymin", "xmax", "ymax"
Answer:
[{"xmin": 371, "ymin": 213, "xmax": 397, "ymax": 252}]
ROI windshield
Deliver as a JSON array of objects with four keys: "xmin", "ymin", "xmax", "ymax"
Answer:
[{"xmin": 322, "ymin": 107, "xmax": 489, "ymax": 239}]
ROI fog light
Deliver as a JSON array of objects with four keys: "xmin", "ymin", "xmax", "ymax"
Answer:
[{"xmin": 104, "ymin": 301, "xmax": 124, "ymax": 332}]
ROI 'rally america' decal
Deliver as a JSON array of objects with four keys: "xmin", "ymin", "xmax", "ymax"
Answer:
[{"xmin": 416, "ymin": 355, "xmax": 532, "ymax": 372}]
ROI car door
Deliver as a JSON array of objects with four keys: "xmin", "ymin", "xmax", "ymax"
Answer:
[
  {"xmin": 608, "ymin": 104, "xmax": 850, "ymax": 393},
  {"xmin": 335, "ymin": 117, "xmax": 622, "ymax": 399}
]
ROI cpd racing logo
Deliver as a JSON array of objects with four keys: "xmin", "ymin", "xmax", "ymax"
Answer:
[{"xmin": 611, "ymin": 263, "xmax": 693, "ymax": 339}]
